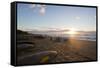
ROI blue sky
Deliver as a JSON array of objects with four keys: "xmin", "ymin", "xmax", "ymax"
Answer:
[{"xmin": 17, "ymin": 3, "xmax": 96, "ymax": 31}]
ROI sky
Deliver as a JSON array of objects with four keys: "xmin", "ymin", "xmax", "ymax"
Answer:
[{"xmin": 17, "ymin": 3, "xmax": 96, "ymax": 31}]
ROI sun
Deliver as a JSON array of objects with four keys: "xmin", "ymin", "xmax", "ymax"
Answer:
[
  {"xmin": 68, "ymin": 28, "xmax": 77, "ymax": 34},
  {"xmin": 65, "ymin": 28, "xmax": 77, "ymax": 35}
]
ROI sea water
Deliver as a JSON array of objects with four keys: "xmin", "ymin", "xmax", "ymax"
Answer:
[{"xmin": 30, "ymin": 31, "xmax": 96, "ymax": 41}]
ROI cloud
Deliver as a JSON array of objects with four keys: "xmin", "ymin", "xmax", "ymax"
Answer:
[
  {"xmin": 37, "ymin": 4, "xmax": 46, "ymax": 15},
  {"xmin": 30, "ymin": 4, "xmax": 36, "ymax": 9},
  {"xmin": 40, "ymin": 7, "xmax": 45, "ymax": 15},
  {"xmin": 39, "ymin": 5, "xmax": 46, "ymax": 15},
  {"xmin": 37, "ymin": 4, "xmax": 46, "ymax": 8},
  {"xmin": 30, "ymin": 4, "xmax": 46, "ymax": 15},
  {"xmin": 75, "ymin": 16, "xmax": 80, "ymax": 20},
  {"xmin": 94, "ymin": 16, "xmax": 96, "ymax": 18}
]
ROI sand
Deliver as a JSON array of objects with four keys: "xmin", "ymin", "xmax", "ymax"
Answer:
[{"xmin": 17, "ymin": 33, "xmax": 97, "ymax": 65}]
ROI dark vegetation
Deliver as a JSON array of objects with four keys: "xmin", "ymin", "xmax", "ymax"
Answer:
[{"xmin": 17, "ymin": 30, "xmax": 29, "ymax": 35}]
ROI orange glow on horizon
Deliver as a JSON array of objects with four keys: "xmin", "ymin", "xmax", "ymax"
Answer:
[{"xmin": 64, "ymin": 28, "xmax": 78, "ymax": 35}]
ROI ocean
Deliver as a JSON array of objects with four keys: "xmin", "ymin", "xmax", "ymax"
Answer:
[{"xmin": 29, "ymin": 31, "xmax": 96, "ymax": 41}]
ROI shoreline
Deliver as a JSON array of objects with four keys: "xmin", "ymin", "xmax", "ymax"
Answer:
[{"xmin": 29, "ymin": 33, "xmax": 96, "ymax": 42}]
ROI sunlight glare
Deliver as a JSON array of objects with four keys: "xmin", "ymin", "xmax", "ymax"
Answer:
[{"xmin": 64, "ymin": 28, "xmax": 77, "ymax": 35}]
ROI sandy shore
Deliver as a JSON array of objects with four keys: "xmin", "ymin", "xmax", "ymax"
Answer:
[{"xmin": 17, "ymin": 31, "xmax": 97, "ymax": 65}]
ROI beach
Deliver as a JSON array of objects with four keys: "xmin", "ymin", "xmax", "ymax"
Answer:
[{"xmin": 17, "ymin": 30, "xmax": 97, "ymax": 65}]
